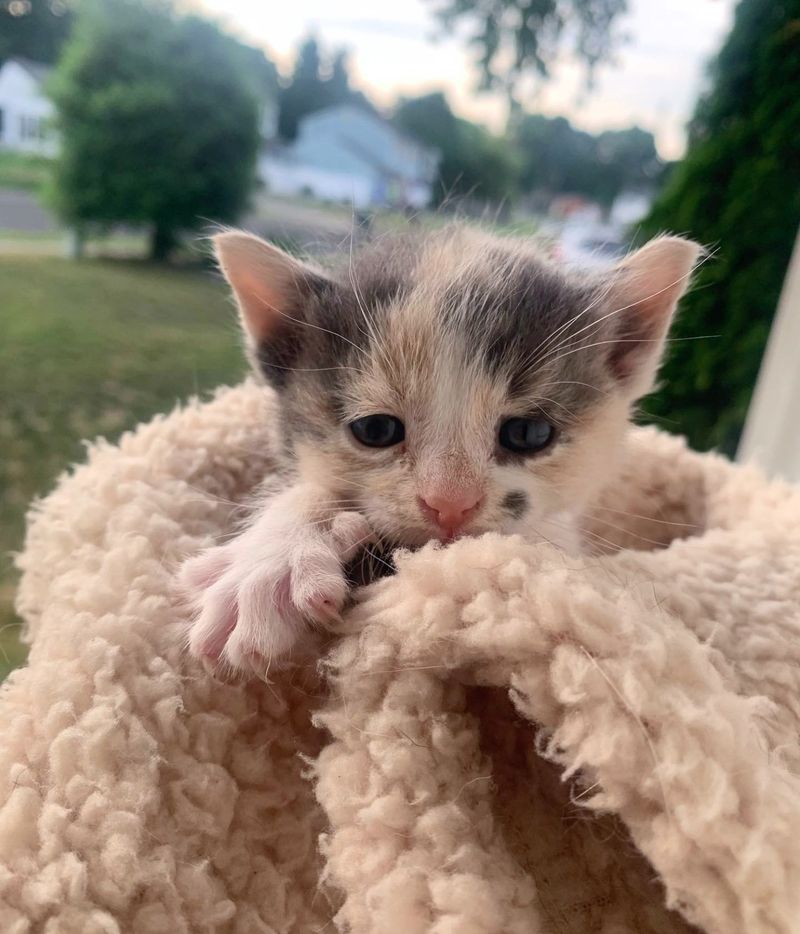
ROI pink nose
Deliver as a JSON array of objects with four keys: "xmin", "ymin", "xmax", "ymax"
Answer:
[{"xmin": 418, "ymin": 489, "xmax": 483, "ymax": 534}]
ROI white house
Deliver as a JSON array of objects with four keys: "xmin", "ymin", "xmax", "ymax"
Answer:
[
  {"xmin": 261, "ymin": 104, "xmax": 439, "ymax": 210},
  {"xmin": 0, "ymin": 57, "xmax": 56, "ymax": 157}
]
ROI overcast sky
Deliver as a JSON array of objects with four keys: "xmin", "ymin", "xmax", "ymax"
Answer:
[{"xmin": 196, "ymin": 0, "xmax": 736, "ymax": 160}]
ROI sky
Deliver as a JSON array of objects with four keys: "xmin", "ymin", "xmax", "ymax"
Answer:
[{"xmin": 196, "ymin": 0, "xmax": 736, "ymax": 160}]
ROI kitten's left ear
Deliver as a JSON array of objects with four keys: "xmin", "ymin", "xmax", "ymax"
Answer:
[
  {"xmin": 213, "ymin": 230, "xmax": 338, "ymax": 387},
  {"xmin": 213, "ymin": 230, "xmax": 332, "ymax": 345},
  {"xmin": 607, "ymin": 235, "xmax": 703, "ymax": 397}
]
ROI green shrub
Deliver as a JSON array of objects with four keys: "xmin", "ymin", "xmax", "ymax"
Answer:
[{"xmin": 638, "ymin": 0, "xmax": 800, "ymax": 455}]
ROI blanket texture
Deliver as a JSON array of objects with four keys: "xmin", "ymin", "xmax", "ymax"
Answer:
[{"xmin": 1, "ymin": 382, "xmax": 799, "ymax": 934}]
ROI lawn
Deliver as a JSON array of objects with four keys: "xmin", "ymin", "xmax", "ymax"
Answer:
[
  {"xmin": 0, "ymin": 256, "xmax": 245, "ymax": 678},
  {"xmin": 0, "ymin": 151, "xmax": 53, "ymax": 192}
]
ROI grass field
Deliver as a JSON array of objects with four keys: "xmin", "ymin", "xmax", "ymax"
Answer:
[
  {"xmin": 0, "ymin": 256, "xmax": 245, "ymax": 678},
  {"xmin": 0, "ymin": 151, "xmax": 53, "ymax": 192}
]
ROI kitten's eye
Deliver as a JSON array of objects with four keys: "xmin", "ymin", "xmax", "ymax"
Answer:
[
  {"xmin": 349, "ymin": 414, "xmax": 405, "ymax": 448},
  {"xmin": 499, "ymin": 417, "xmax": 555, "ymax": 455}
]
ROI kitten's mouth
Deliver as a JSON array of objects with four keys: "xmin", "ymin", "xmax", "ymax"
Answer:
[
  {"xmin": 387, "ymin": 520, "xmax": 489, "ymax": 549},
  {"xmin": 432, "ymin": 522, "xmax": 488, "ymax": 544}
]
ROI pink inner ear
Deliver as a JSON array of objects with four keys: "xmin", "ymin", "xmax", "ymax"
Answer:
[
  {"xmin": 214, "ymin": 231, "xmax": 305, "ymax": 344},
  {"xmin": 232, "ymin": 268, "xmax": 287, "ymax": 343},
  {"xmin": 608, "ymin": 301, "xmax": 660, "ymax": 381},
  {"xmin": 606, "ymin": 236, "xmax": 701, "ymax": 385}
]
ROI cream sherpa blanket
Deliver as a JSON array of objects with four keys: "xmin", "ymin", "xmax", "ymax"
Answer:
[{"xmin": 2, "ymin": 382, "xmax": 799, "ymax": 934}]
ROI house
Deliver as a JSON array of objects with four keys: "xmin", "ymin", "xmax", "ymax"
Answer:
[
  {"xmin": 0, "ymin": 58, "xmax": 57, "ymax": 157},
  {"xmin": 260, "ymin": 104, "xmax": 439, "ymax": 210}
]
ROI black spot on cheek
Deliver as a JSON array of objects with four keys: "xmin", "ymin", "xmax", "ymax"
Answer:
[{"xmin": 501, "ymin": 490, "xmax": 529, "ymax": 520}]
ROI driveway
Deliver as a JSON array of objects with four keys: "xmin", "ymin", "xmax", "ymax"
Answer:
[
  {"xmin": 243, "ymin": 193, "xmax": 361, "ymax": 252},
  {"xmin": 0, "ymin": 188, "xmax": 59, "ymax": 233},
  {"xmin": 0, "ymin": 188, "xmax": 377, "ymax": 255}
]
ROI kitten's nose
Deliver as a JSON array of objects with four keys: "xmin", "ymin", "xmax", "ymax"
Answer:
[{"xmin": 418, "ymin": 488, "xmax": 483, "ymax": 535}]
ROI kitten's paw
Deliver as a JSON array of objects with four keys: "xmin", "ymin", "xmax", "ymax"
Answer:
[{"xmin": 179, "ymin": 511, "xmax": 372, "ymax": 677}]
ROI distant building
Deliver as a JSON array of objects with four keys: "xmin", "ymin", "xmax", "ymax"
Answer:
[
  {"xmin": 261, "ymin": 104, "xmax": 439, "ymax": 210},
  {"xmin": 0, "ymin": 58, "xmax": 57, "ymax": 157},
  {"xmin": 609, "ymin": 190, "xmax": 652, "ymax": 227}
]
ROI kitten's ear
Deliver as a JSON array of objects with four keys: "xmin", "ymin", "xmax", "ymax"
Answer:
[
  {"xmin": 213, "ymin": 230, "xmax": 330, "ymax": 345},
  {"xmin": 607, "ymin": 235, "xmax": 702, "ymax": 396}
]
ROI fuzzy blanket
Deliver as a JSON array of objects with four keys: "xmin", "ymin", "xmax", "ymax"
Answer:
[{"xmin": 2, "ymin": 382, "xmax": 799, "ymax": 934}]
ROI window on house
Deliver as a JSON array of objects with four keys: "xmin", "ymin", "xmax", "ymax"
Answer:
[{"xmin": 20, "ymin": 115, "xmax": 44, "ymax": 141}]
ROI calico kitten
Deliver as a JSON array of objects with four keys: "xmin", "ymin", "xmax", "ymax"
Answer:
[{"xmin": 180, "ymin": 224, "xmax": 699, "ymax": 672}]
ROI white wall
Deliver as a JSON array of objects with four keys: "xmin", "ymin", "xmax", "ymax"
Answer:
[
  {"xmin": 737, "ymin": 227, "xmax": 800, "ymax": 480},
  {"xmin": 260, "ymin": 155, "xmax": 373, "ymax": 209},
  {"xmin": 0, "ymin": 61, "xmax": 57, "ymax": 157}
]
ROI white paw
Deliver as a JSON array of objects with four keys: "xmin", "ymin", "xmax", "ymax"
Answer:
[{"xmin": 179, "ymin": 510, "xmax": 372, "ymax": 677}]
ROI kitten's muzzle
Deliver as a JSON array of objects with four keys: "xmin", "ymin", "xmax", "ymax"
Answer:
[{"xmin": 417, "ymin": 489, "xmax": 484, "ymax": 539}]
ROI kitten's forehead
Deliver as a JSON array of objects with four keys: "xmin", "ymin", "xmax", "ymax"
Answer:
[{"xmin": 348, "ymin": 227, "xmax": 606, "ymax": 412}]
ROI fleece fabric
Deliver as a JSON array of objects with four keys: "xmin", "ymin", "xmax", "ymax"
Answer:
[{"xmin": 1, "ymin": 381, "xmax": 798, "ymax": 934}]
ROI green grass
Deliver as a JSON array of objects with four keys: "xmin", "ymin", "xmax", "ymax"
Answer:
[
  {"xmin": 0, "ymin": 256, "xmax": 246, "ymax": 678},
  {"xmin": 0, "ymin": 150, "xmax": 53, "ymax": 192}
]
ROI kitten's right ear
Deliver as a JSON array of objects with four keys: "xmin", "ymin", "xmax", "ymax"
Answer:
[{"xmin": 213, "ymin": 230, "xmax": 330, "ymax": 345}]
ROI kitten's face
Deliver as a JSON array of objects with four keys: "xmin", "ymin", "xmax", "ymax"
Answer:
[{"xmin": 216, "ymin": 226, "xmax": 699, "ymax": 549}]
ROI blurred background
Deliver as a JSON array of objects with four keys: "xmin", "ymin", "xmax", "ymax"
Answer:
[{"xmin": 1, "ymin": 0, "xmax": 798, "ymax": 676}]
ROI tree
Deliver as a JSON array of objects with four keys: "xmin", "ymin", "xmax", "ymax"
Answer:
[
  {"xmin": 49, "ymin": 0, "xmax": 260, "ymax": 261},
  {"xmin": 278, "ymin": 38, "xmax": 324, "ymax": 139},
  {"xmin": 0, "ymin": 0, "xmax": 72, "ymax": 67},
  {"xmin": 512, "ymin": 113, "xmax": 662, "ymax": 207},
  {"xmin": 592, "ymin": 126, "xmax": 663, "ymax": 205},
  {"xmin": 394, "ymin": 91, "xmax": 518, "ymax": 205},
  {"xmin": 429, "ymin": 0, "xmax": 628, "ymax": 91},
  {"xmin": 278, "ymin": 37, "xmax": 372, "ymax": 140},
  {"xmin": 327, "ymin": 50, "xmax": 350, "ymax": 100},
  {"xmin": 513, "ymin": 114, "xmax": 596, "ymax": 196},
  {"xmin": 638, "ymin": 0, "xmax": 800, "ymax": 454}
]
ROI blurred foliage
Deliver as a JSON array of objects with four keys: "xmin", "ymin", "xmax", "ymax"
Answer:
[
  {"xmin": 0, "ymin": 255, "xmax": 244, "ymax": 678},
  {"xmin": 513, "ymin": 114, "xmax": 664, "ymax": 207},
  {"xmin": 639, "ymin": 0, "xmax": 800, "ymax": 455},
  {"xmin": 395, "ymin": 92, "xmax": 660, "ymax": 208},
  {"xmin": 394, "ymin": 91, "xmax": 519, "ymax": 204},
  {"xmin": 0, "ymin": 149, "xmax": 52, "ymax": 192},
  {"xmin": 0, "ymin": 0, "xmax": 72, "ymax": 67},
  {"xmin": 429, "ymin": 0, "xmax": 627, "ymax": 91},
  {"xmin": 278, "ymin": 37, "xmax": 375, "ymax": 140},
  {"xmin": 48, "ymin": 0, "xmax": 261, "ymax": 260}
]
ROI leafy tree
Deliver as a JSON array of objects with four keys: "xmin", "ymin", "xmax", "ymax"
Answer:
[
  {"xmin": 512, "ymin": 113, "xmax": 661, "ymax": 207},
  {"xmin": 513, "ymin": 114, "xmax": 596, "ymax": 196},
  {"xmin": 639, "ymin": 0, "xmax": 800, "ymax": 454},
  {"xmin": 328, "ymin": 50, "xmax": 350, "ymax": 100},
  {"xmin": 237, "ymin": 41, "xmax": 280, "ymax": 109},
  {"xmin": 0, "ymin": 0, "xmax": 72, "ymax": 66},
  {"xmin": 429, "ymin": 0, "xmax": 628, "ymax": 91},
  {"xmin": 278, "ymin": 38, "xmax": 372, "ymax": 140},
  {"xmin": 394, "ymin": 91, "xmax": 518, "ymax": 205},
  {"xmin": 278, "ymin": 38, "xmax": 325, "ymax": 139},
  {"xmin": 49, "ymin": 0, "xmax": 260, "ymax": 261},
  {"xmin": 592, "ymin": 126, "xmax": 663, "ymax": 205}
]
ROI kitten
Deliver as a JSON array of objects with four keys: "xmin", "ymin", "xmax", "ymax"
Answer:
[{"xmin": 180, "ymin": 224, "xmax": 699, "ymax": 673}]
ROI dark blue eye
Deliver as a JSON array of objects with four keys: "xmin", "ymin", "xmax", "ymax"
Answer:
[
  {"xmin": 499, "ymin": 417, "xmax": 555, "ymax": 455},
  {"xmin": 349, "ymin": 414, "xmax": 405, "ymax": 448}
]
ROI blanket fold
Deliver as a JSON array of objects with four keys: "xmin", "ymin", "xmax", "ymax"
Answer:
[{"xmin": 1, "ymin": 382, "xmax": 798, "ymax": 934}]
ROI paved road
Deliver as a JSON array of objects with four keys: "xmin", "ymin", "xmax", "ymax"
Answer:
[
  {"xmin": 0, "ymin": 188, "xmax": 58, "ymax": 233},
  {"xmin": 0, "ymin": 188, "xmax": 356, "ymax": 249},
  {"xmin": 0, "ymin": 188, "xmax": 377, "ymax": 255},
  {"xmin": 243, "ymin": 194, "xmax": 364, "ymax": 253}
]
